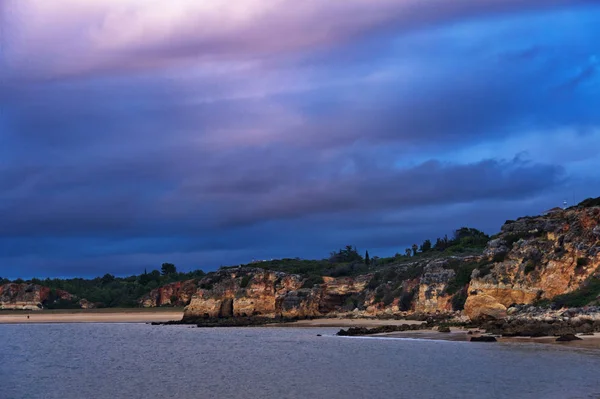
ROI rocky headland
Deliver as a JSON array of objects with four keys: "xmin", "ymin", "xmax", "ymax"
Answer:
[
  {"xmin": 4, "ymin": 197, "xmax": 600, "ymax": 340},
  {"xmin": 170, "ymin": 199, "xmax": 600, "ymax": 337}
]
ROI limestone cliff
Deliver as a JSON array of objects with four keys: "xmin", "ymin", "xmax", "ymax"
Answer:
[
  {"xmin": 139, "ymin": 279, "xmax": 199, "ymax": 307},
  {"xmin": 165, "ymin": 202, "xmax": 600, "ymax": 323},
  {"xmin": 465, "ymin": 205, "xmax": 600, "ymax": 319},
  {"xmin": 413, "ymin": 260, "xmax": 456, "ymax": 313},
  {"xmin": 0, "ymin": 283, "xmax": 73, "ymax": 310},
  {"xmin": 183, "ymin": 268, "xmax": 372, "ymax": 320}
]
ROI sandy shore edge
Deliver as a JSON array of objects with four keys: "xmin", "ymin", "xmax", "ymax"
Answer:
[
  {"xmin": 0, "ymin": 310, "xmax": 184, "ymax": 324},
  {"xmin": 371, "ymin": 328, "xmax": 600, "ymax": 349}
]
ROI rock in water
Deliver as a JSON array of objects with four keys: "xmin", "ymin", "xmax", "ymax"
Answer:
[
  {"xmin": 470, "ymin": 336, "xmax": 497, "ymax": 342},
  {"xmin": 556, "ymin": 334, "xmax": 582, "ymax": 342}
]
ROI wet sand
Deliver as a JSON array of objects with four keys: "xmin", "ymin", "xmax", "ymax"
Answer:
[
  {"xmin": 375, "ymin": 328, "xmax": 600, "ymax": 349},
  {"xmin": 281, "ymin": 318, "xmax": 425, "ymax": 328},
  {"xmin": 0, "ymin": 309, "xmax": 183, "ymax": 324}
]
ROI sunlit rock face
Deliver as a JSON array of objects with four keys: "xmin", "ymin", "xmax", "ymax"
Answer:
[
  {"xmin": 413, "ymin": 261, "xmax": 456, "ymax": 313},
  {"xmin": 0, "ymin": 283, "xmax": 72, "ymax": 310},
  {"xmin": 466, "ymin": 206, "xmax": 600, "ymax": 315},
  {"xmin": 182, "ymin": 268, "xmax": 372, "ymax": 320}
]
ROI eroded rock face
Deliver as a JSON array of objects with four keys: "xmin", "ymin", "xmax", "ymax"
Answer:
[
  {"xmin": 467, "ymin": 206, "xmax": 600, "ymax": 311},
  {"xmin": 413, "ymin": 261, "xmax": 455, "ymax": 313},
  {"xmin": 139, "ymin": 279, "xmax": 199, "ymax": 307},
  {"xmin": 0, "ymin": 284, "xmax": 72, "ymax": 310},
  {"xmin": 183, "ymin": 268, "xmax": 372, "ymax": 320},
  {"xmin": 172, "ymin": 203, "xmax": 600, "ymax": 322},
  {"xmin": 464, "ymin": 294, "xmax": 507, "ymax": 320}
]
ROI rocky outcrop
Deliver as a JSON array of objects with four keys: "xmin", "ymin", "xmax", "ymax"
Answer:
[
  {"xmin": 139, "ymin": 279, "xmax": 199, "ymax": 307},
  {"xmin": 413, "ymin": 260, "xmax": 456, "ymax": 313},
  {"xmin": 466, "ymin": 205, "xmax": 600, "ymax": 317},
  {"xmin": 0, "ymin": 283, "xmax": 72, "ymax": 310},
  {"xmin": 464, "ymin": 294, "xmax": 507, "ymax": 320},
  {"xmin": 183, "ymin": 269, "xmax": 372, "ymax": 321},
  {"xmin": 162, "ymin": 202, "xmax": 600, "ymax": 324}
]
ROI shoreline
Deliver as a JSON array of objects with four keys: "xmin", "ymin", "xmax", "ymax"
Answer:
[
  {"xmin": 278, "ymin": 318, "xmax": 425, "ymax": 328},
  {"xmin": 0, "ymin": 308, "xmax": 184, "ymax": 324},
  {"xmin": 370, "ymin": 328, "xmax": 600, "ymax": 349}
]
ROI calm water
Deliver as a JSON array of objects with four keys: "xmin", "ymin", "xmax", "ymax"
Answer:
[{"xmin": 2, "ymin": 324, "xmax": 600, "ymax": 399}]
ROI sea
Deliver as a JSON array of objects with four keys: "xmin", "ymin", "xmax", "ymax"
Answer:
[{"xmin": 1, "ymin": 324, "xmax": 600, "ymax": 399}]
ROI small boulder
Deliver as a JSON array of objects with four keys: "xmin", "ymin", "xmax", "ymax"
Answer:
[
  {"xmin": 506, "ymin": 307, "xmax": 519, "ymax": 316},
  {"xmin": 438, "ymin": 326, "xmax": 451, "ymax": 333}
]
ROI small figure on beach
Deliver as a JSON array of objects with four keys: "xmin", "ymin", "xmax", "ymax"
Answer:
[{"xmin": 27, "ymin": 315, "xmax": 30, "ymax": 320}]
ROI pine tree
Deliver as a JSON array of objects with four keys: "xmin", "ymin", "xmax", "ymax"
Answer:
[{"xmin": 365, "ymin": 250, "xmax": 370, "ymax": 265}]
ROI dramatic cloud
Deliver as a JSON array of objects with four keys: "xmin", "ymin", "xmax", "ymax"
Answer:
[{"xmin": 0, "ymin": 1, "xmax": 599, "ymax": 278}]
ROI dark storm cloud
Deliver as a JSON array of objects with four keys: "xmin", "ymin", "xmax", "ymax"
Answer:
[{"xmin": 0, "ymin": 1, "xmax": 599, "ymax": 277}]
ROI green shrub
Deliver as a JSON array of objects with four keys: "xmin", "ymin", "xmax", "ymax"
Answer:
[
  {"xmin": 374, "ymin": 286, "xmax": 385, "ymax": 303},
  {"xmin": 240, "ymin": 275, "xmax": 252, "ymax": 288},
  {"xmin": 492, "ymin": 252, "xmax": 508, "ymax": 263},
  {"xmin": 576, "ymin": 258, "xmax": 590, "ymax": 268},
  {"xmin": 446, "ymin": 261, "xmax": 480, "ymax": 295},
  {"xmin": 301, "ymin": 275, "xmax": 324, "ymax": 289},
  {"xmin": 578, "ymin": 197, "xmax": 600, "ymax": 208},
  {"xmin": 552, "ymin": 277, "xmax": 600, "ymax": 307},
  {"xmin": 382, "ymin": 291, "xmax": 395, "ymax": 306},
  {"xmin": 367, "ymin": 272, "xmax": 382, "ymax": 290},
  {"xmin": 451, "ymin": 290, "xmax": 468, "ymax": 311},
  {"xmin": 399, "ymin": 289, "xmax": 416, "ymax": 311},
  {"xmin": 504, "ymin": 231, "xmax": 540, "ymax": 246},
  {"xmin": 523, "ymin": 260, "xmax": 536, "ymax": 275}
]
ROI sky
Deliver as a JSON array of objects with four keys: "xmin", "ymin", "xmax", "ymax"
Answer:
[{"xmin": 1, "ymin": 0, "xmax": 599, "ymax": 279}]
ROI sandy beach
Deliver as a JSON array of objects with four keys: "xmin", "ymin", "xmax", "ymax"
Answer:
[{"xmin": 0, "ymin": 309, "xmax": 184, "ymax": 324}]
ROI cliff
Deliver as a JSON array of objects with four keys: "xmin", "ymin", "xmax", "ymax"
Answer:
[
  {"xmin": 179, "ymin": 203, "xmax": 600, "ymax": 323},
  {"xmin": 465, "ymin": 205, "xmax": 600, "ymax": 319},
  {"xmin": 139, "ymin": 279, "xmax": 199, "ymax": 307},
  {"xmin": 0, "ymin": 283, "xmax": 73, "ymax": 310},
  {"xmin": 181, "ymin": 259, "xmax": 474, "ymax": 321},
  {"xmin": 182, "ymin": 268, "xmax": 372, "ymax": 321}
]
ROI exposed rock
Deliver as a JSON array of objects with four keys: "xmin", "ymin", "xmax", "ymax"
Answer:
[
  {"xmin": 438, "ymin": 325, "xmax": 451, "ymax": 332},
  {"xmin": 556, "ymin": 334, "xmax": 582, "ymax": 342},
  {"xmin": 463, "ymin": 294, "xmax": 507, "ymax": 320},
  {"xmin": 466, "ymin": 206, "xmax": 600, "ymax": 312},
  {"xmin": 336, "ymin": 324, "xmax": 426, "ymax": 336},
  {"xmin": 183, "ymin": 268, "xmax": 375, "ymax": 321},
  {"xmin": 414, "ymin": 261, "xmax": 455, "ymax": 313},
  {"xmin": 78, "ymin": 298, "xmax": 96, "ymax": 309},
  {"xmin": 148, "ymin": 202, "xmax": 600, "ymax": 325},
  {"xmin": 0, "ymin": 283, "xmax": 73, "ymax": 310},
  {"xmin": 139, "ymin": 279, "xmax": 199, "ymax": 307}
]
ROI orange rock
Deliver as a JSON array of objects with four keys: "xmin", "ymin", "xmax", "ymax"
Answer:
[{"xmin": 464, "ymin": 294, "xmax": 507, "ymax": 320}]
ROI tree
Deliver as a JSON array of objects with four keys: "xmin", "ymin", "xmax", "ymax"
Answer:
[
  {"xmin": 329, "ymin": 245, "xmax": 363, "ymax": 263},
  {"xmin": 411, "ymin": 244, "xmax": 418, "ymax": 257},
  {"xmin": 420, "ymin": 239, "xmax": 432, "ymax": 253},
  {"xmin": 161, "ymin": 263, "xmax": 177, "ymax": 275},
  {"xmin": 405, "ymin": 248, "xmax": 412, "ymax": 257},
  {"xmin": 101, "ymin": 274, "xmax": 114, "ymax": 285},
  {"xmin": 365, "ymin": 250, "xmax": 370, "ymax": 266}
]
